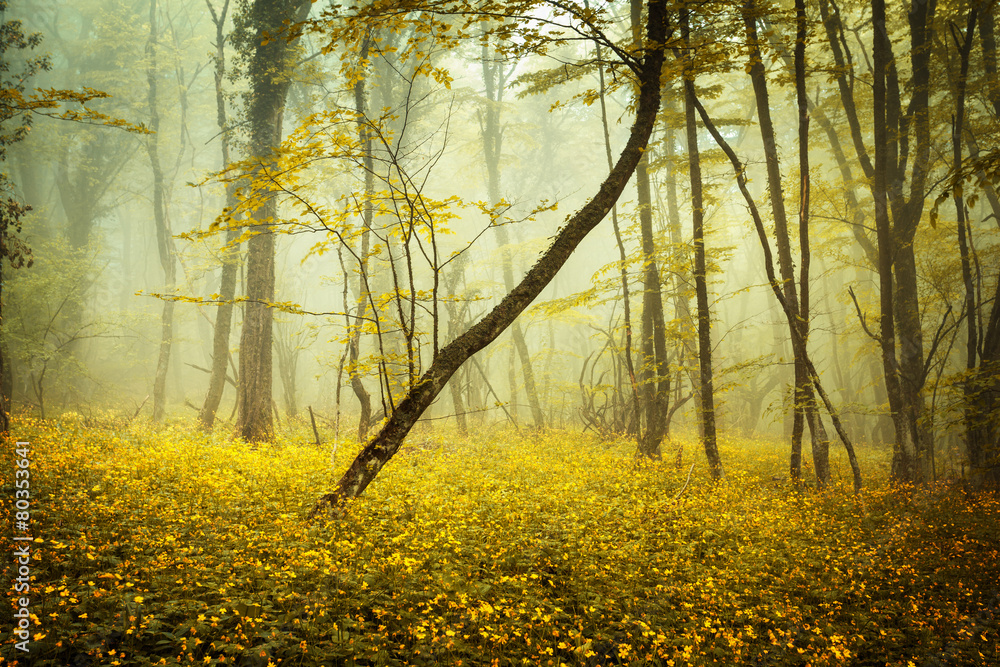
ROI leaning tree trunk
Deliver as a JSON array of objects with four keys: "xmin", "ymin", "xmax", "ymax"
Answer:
[{"xmin": 311, "ymin": 0, "xmax": 668, "ymax": 515}]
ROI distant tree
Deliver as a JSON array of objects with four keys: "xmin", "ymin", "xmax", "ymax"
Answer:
[
  {"xmin": 479, "ymin": 29, "xmax": 546, "ymax": 430},
  {"xmin": 144, "ymin": 0, "xmax": 177, "ymax": 422},
  {"xmin": 1, "ymin": 0, "xmax": 141, "ymax": 434},
  {"xmin": 0, "ymin": 0, "xmax": 39, "ymax": 435},
  {"xmin": 199, "ymin": 0, "xmax": 242, "ymax": 430}
]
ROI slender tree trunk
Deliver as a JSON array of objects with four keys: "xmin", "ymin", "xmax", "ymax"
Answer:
[
  {"xmin": 636, "ymin": 152, "xmax": 670, "ymax": 459},
  {"xmin": 442, "ymin": 250, "xmax": 472, "ymax": 436},
  {"xmin": 146, "ymin": 0, "xmax": 174, "ymax": 423},
  {"xmin": 792, "ymin": 0, "xmax": 829, "ymax": 486},
  {"xmin": 1, "ymin": 266, "xmax": 8, "ymax": 436},
  {"xmin": 687, "ymin": 76, "xmax": 863, "ymax": 492},
  {"xmin": 275, "ymin": 329, "xmax": 299, "ymax": 417},
  {"xmin": 200, "ymin": 0, "xmax": 240, "ymax": 430},
  {"xmin": 632, "ymin": 0, "xmax": 669, "ymax": 459},
  {"xmin": 952, "ymin": 6, "xmax": 981, "ymax": 468},
  {"xmin": 983, "ymin": 6, "xmax": 1000, "ymax": 117},
  {"xmin": 591, "ymin": 2, "xmax": 640, "ymax": 435},
  {"xmin": 743, "ymin": 0, "xmax": 815, "ymax": 482},
  {"xmin": 347, "ymin": 33, "xmax": 375, "ymax": 442},
  {"xmin": 662, "ymin": 97, "xmax": 701, "ymax": 440},
  {"xmin": 480, "ymin": 43, "xmax": 545, "ymax": 429},
  {"xmin": 681, "ymin": 8, "xmax": 722, "ymax": 479},
  {"xmin": 312, "ymin": 0, "xmax": 667, "ymax": 513},
  {"xmin": 972, "ymin": 3, "xmax": 1000, "ymax": 481}
]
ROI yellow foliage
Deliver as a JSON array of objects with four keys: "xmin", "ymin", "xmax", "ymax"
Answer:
[{"xmin": 1, "ymin": 417, "xmax": 997, "ymax": 666}]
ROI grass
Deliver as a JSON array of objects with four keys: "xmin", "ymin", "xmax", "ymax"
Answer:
[{"xmin": 1, "ymin": 413, "xmax": 998, "ymax": 666}]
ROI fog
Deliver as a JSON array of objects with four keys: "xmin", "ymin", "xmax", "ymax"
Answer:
[{"xmin": 5, "ymin": 0, "xmax": 998, "ymax": 483}]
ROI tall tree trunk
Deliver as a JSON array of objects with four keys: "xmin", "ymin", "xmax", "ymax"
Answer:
[
  {"xmin": 1, "ymin": 266, "xmax": 8, "ymax": 436},
  {"xmin": 481, "ymin": 42, "xmax": 545, "ymax": 429},
  {"xmin": 636, "ymin": 152, "xmax": 670, "ymax": 459},
  {"xmin": 200, "ymin": 0, "xmax": 240, "ymax": 430},
  {"xmin": 632, "ymin": 0, "xmax": 669, "ymax": 459},
  {"xmin": 591, "ymin": 0, "xmax": 640, "ymax": 436},
  {"xmin": 879, "ymin": 0, "xmax": 938, "ymax": 482},
  {"xmin": 743, "ymin": 0, "xmax": 815, "ymax": 482},
  {"xmin": 821, "ymin": 0, "xmax": 935, "ymax": 477},
  {"xmin": 443, "ymin": 256, "xmax": 470, "ymax": 436},
  {"xmin": 878, "ymin": 0, "xmax": 936, "ymax": 482},
  {"xmin": 681, "ymin": 8, "xmax": 722, "ymax": 479},
  {"xmin": 793, "ymin": 0, "xmax": 829, "ymax": 486},
  {"xmin": 348, "ymin": 33, "xmax": 374, "ymax": 442},
  {"xmin": 951, "ymin": 6, "xmax": 982, "ymax": 470},
  {"xmin": 972, "ymin": 1, "xmax": 1000, "ymax": 482},
  {"xmin": 146, "ymin": 0, "xmax": 174, "ymax": 423},
  {"xmin": 236, "ymin": 0, "xmax": 311, "ymax": 442},
  {"xmin": 871, "ymin": 0, "xmax": 919, "ymax": 479},
  {"xmin": 663, "ymin": 96, "xmax": 700, "ymax": 440},
  {"xmin": 312, "ymin": 0, "xmax": 668, "ymax": 513}
]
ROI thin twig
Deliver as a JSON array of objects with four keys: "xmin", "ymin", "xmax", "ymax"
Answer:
[
  {"xmin": 848, "ymin": 286, "xmax": 880, "ymax": 342},
  {"xmin": 673, "ymin": 464, "xmax": 696, "ymax": 501},
  {"xmin": 130, "ymin": 395, "xmax": 149, "ymax": 422},
  {"xmin": 308, "ymin": 406, "xmax": 322, "ymax": 446}
]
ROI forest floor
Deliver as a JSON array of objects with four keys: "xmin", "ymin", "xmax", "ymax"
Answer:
[{"xmin": 1, "ymin": 413, "xmax": 998, "ymax": 666}]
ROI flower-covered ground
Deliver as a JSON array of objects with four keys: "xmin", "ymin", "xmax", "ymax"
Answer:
[{"xmin": 2, "ymin": 414, "xmax": 998, "ymax": 666}]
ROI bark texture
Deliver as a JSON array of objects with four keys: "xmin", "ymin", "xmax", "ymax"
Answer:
[{"xmin": 236, "ymin": 0, "xmax": 311, "ymax": 442}]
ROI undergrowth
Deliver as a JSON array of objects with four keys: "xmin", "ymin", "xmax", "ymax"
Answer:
[{"xmin": 2, "ymin": 414, "xmax": 998, "ymax": 666}]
